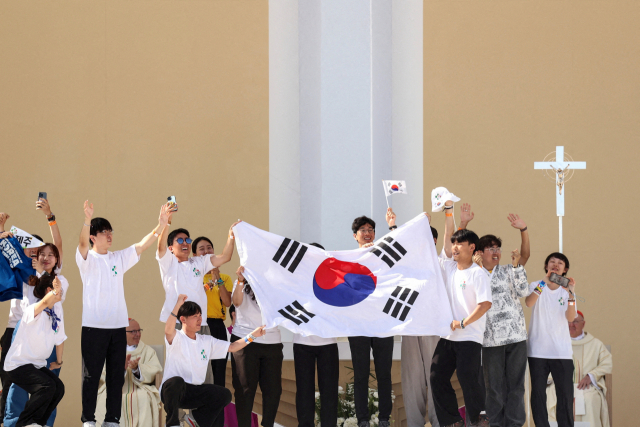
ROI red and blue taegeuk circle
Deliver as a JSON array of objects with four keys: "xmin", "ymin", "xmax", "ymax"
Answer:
[
  {"xmin": 313, "ymin": 258, "xmax": 377, "ymax": 307},
  {"xmin": 391, "ymin": 185, "xmax": 399, "ymax": 191}
]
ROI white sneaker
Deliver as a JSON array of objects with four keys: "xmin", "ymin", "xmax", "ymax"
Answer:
[
  {"xmin": 102, "ymin": 423, "xmax": 120, "ymax": 427},
  {"xmin": 26, "ymin": 424, "xmax": 43, "ymax": 427},
  {"xmin": 83, "ymin": 423, "xmax": 97, "ymax": 427}
]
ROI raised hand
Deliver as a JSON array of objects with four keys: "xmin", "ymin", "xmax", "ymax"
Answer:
[
  {"xmin": 507, "ymin": 213, "xmax": 526, "ymax": 230},
  {"xmin": 176, "ymin": 294, "xmax": 188, "ymax": 307},
  {"xmin": 159, "ymin": 203, "xmax": 171, "ymax": 226},
  {"xmin": 229, "ymin": 220, "xmax": 242, "ymax": 239},
  {"xmin": 472, "ymin": 253, "xmax": 483, "ymax": 268},
  {"xmin": 36, "ymin": 198, "xmax": 52, "ymax": 216},
  {"xmin": 128, "ymin": 357, "xmax": 140, "ymax": 371},
  {"xmin": 386, "ymin": 208, "xmax": 396, "ymax": 227},
  {"xmin": 84, "ymin": 200, "xmax": 94, "ymax": 221},
  {"xmin": 0, "ymin": 231, "xmax": 14, "ymax": 239},
  {"xmin": 236, "ymin": 266, "xmax": 246, "ymax": 281},
  {"xmin": 0, "ymin": 212, "xmax": 9, "ymax": 227},
  {"xmin": 460, "ymin": 203, "xmax": 474, "ymax": 224},
  {"xmin": 511, "ymin": 249, "xmax": 521, "ymax": 267}
]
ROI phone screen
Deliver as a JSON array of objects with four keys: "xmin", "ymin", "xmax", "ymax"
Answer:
[{"xmin": 549, "ymin": 273, "xmax": 569, "ymax": 288}]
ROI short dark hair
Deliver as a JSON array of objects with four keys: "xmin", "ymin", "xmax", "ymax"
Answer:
[
  {"xmin": 191, "ymin": 236, "xmax": 213, "ymax": 254},
  {"xmin": 30, "ymin": 272, "xmax": 57, "ymax": 300},
  {"xmin": 228, "ymin": 305, "xmax": 236, "ymax": 316},
  {"xmin": 544, "ymin": 252, "xmax": 570, "ymax": 276},
  {"xmin": 90, "ymin": 218, "xmax": 113, "ymax": 247},
  {"xmin": 177, "ymin": 301, "xmax": 202, "ymax": 321},
  {"xmin": 430, "ymin": 227, "xmax": 438, "ymax": 241},
  {"xmin": 37, "ymin": 243, "xmax": 61, "ymax": 269},
  {"xmin": 352, "ymin": 216, "xmax": 375, "ymax": 234},
  {"xmin": 309, "ymin": 242, "xmax": 325, "ymax": 250},
  {"xmin": 451, "ymin": 229, "xmax": 479, "ymax": 251},
  {"xmin": 31, "ymin": 234, "xmax": 44, "ymax": 242},
  {"xmin": 477, "ymin": 234, "xmax": 502, "ymax": 252},
  {"xmin": 167, "ymin": 228, "xmax": 190, "ymax": 247}
]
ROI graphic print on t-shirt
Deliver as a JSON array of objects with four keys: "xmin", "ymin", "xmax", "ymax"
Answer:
[
  {"xmin": 111, "ymin": 266, "xmax": 118, "ymax": 276},
  {"xmin": 193, "ymin": 267, "xmax": 201, "ymax": 277},
  {"xmin": 459, "ymin": 280, "xmax": 467, "ymax": 290},
  {"xmin": 558, "ymin": 296, "xmax": 565, "ymax": 306},
  {"xmin": 200, "ymin": 349, "xmax": 207, "ymax": 360}
]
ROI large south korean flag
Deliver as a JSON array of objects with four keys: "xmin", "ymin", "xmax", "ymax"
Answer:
[{"xmin": 233, "ymin": 213, "xmax": 453, "ymax": 338}]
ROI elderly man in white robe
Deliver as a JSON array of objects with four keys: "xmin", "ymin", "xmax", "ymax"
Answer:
[
  {"xmin": 547, "ymin": 310, "xmax": 612, "ymax": 427},
  {"xmin": 96, "ymin": 318, "xmax": 163, "ymax": 427}
]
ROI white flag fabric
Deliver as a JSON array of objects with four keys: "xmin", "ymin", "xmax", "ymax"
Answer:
[
  {"xmin": 382, "ymin": 180, "xmax": 407, "ymax": 196},
  {"xmin": 8, "ymin": 226, "xmax": 45, "ymax": 249},
  {"xmin": 234, "ymin": 213, "xmax": 453, "ymax": 338}
]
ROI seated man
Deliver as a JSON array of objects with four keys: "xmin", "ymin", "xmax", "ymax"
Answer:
[
  {"xmin": 547, "ymin": 310, "xmax": 612, "ymax": 427},
  {"xmin": 96, "ymin": 318, "xmax": 163, "ymax": 427}
]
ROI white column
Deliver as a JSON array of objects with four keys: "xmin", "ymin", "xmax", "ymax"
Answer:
[{"xmin": 270, "ymin": 0, "xmax": 423, "ymax": 251}]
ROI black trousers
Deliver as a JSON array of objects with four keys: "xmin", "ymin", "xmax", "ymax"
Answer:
[
  {"xmin": 81, "ymin": 326, "xmax": 127, "ymax": 423},
  {"xmin": 207, "ymin": 318, "xmax": 229, "ymax": 387},
  {"xmin": 529, "ymin": 357, "xmax": 574, "ymax": 427},
  {"xmin": 230, "ymin": 334, "xmax": 283, "ymax": 427},
  {"xmin": 0, "ymin": 327, "xmax": 15, "ymax": 419},
  {"xmin": 483, "ymin": 341, "xmax": 527, "ymax": 427},
  {"xmin": 293, "ymin": 343, "xmax": 339, "ymax": 427},
  {"xmin": 6, "ymin": 364, "xmax": 65, "ymax": 427},
  {"xmin": 162, "ymin": 376, "xmax": 231, "ymax": 427},
  {"xmin": 348, "ymin": 336, "xmax": 393, "ymax": 423},
  {"xmin": 430, "ymin": 339, "xmax": 485, "ymax": 426}
]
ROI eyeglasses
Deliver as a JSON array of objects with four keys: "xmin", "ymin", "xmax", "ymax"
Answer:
[
  {"xmin": 485, "ymin": 247, "xmax": 502, "ymax": 254},
  {"xmin": 357, "ymin": 228, "xmax": 375, "ymax": 234},
  {"xmin": 126, "ymin": 329, "xmax": 143, "ymax": 334},
  {"xmin": 176, "ymin": 238, "xmax": 192, "ymax": 244},
  {"xmin": 98, "ymin": 230, "xmax": 114, "ymax": 237}
]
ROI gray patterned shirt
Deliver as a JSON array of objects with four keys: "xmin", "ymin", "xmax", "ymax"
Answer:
[{"xmin": 482, "ymin": 264, "xmax": 529, "ymax": 347}]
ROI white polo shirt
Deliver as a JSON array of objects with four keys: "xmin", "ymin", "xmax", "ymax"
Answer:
[
  {"xmin": 161, "ymin": 329, "xmax": 230, "ymax": 391},
  {"xmin": 157, "ymin": 251, "xmax": 214, "ymax": 322},
  {"xmin": 4, "ymin": 302, "xmax": 67, "ymax": 371}
]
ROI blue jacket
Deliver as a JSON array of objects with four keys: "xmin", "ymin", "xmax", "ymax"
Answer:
[{"xmin": 0, "ymin": 237, "xmax": 35, "ymax": 302}]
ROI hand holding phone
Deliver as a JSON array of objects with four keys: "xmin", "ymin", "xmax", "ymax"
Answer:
[
  {"xmin": 167, "ymin": 196, "xmax": 178, "ymax": 212},
  {"xmin": 38, "ymin": 192, "xmax": 47, "ymax": 201},
  {"xmin": 549, "ymin": 272, "xmax": 569, "ymax": 288}
]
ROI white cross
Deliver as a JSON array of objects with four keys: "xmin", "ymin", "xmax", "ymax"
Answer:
[{"xmin": 534, "ymin": 146, "xmax": 586, "ymax": 252}]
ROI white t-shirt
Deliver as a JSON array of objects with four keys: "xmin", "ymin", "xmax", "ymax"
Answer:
[
  {"xmin": 157, "ymin": 251, "xmax": 214, "ymax": 322},
  {"xmin": 6, "ymin": 271, "xmax": 69, "ymax": 328},
  {"xmin": 292, "ymin": 334, "xmax": 337, "ymax": 346},
  {"xmin": 76, "ymin": 246, "xmax": 140, "ymax": 328},
  {"xmin": 161, "ymin": 329, "xmax": 230, "ymax": 391},
  {"xmin": 439, "ymin": 255, "xmax": 492, "ymax": 344},
  {"xmin": 232, "ymin": 281, "xmax": 281, "ymax": 344},
  {"xmin": 4, "ymin": 302, "xmax": 67, "ymax": 371},
  {"xmin": 527, "ymin": 280, "xmax": 576, "ymax": 359}
]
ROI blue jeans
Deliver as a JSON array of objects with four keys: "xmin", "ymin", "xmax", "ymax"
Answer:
[{"xmin": 3, "ymin": 320, "xmax": 60, "ymax": 427}]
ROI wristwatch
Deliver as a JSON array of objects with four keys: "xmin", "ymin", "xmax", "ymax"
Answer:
[{"xmin": 47, "ymin": 213, "xmax": 56, "ymax": 222}]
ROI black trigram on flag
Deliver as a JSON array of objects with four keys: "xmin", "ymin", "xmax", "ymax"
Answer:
[
  {"xmin": 383, "ymin": 286, "xmax": 419, "ymax": 321},
  {"xmin": 278, "ymin": 301, "xmax": 316, "ymax": 326},
  {"xmin": 370, "ymin": 236, "xmax": 407, "ymax": 268},
  {"xmin": 272, "ymin": 238, "xmax": 308, "ymax": 273}
]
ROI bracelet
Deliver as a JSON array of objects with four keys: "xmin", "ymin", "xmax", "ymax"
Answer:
[
  {"xmin": 443, "ymin": 206, "xmax": 453, "ymax": 210},
  {"xmin": 55, "ymin": 361, "xmax": 63, "ymax": 365},
  {"xmin": 171, "ymin": 312, "xmax": 178, "ymax": 318},
  {"xmin": 533, "ymin": 281, "xmax": 545, "ymax": 295},
  {"xmin": 520, "ymin": 226, "xmax": 528, "ymax": 232},
  {"xmin": 460, "ymin": 318, "xmax": 466, "ymax": 329},
  {"xmin": 83, "ymin": 222, "xmax": 90, "ymax": 227},
  {"xmin": 52, "ymin": 289, "xmax": 58, "ymax": 296},
  {"xmin": 48, "ymin": 220, "xmax": 57, "ymax": 226},
  {"xmin": 389, "ymin": 225, "xmax": 397, "ymax": 230},
  {"xmin": 445, "ymin": 213, "xmax": 453, "ymax": 217},
  {"xmin": 244, "ymin": 334, "xmax": 255, "ymax": 344},
  {"xmin": 153, "ymin": 232, "xmax": 159, "ymax": 237},
  {"xmin": 249, "ymin": 333, "xmax": 257, "ymax": 340},
  {"xmin": 568, "ymin": 300, "xmax": 575, "ymax": 306}
]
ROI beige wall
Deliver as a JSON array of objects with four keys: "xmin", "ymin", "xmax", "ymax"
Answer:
[
  {"xmin": 0, "ymin": 1, "xmax": 268, "ymax": 425},
  {"xmin": 424, "ymin": 1, "xmax": 640, "ymax": 425}
]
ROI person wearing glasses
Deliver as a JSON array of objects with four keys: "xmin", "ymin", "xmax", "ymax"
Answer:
[
  {"xmin": 348, "ymin": 216, "xmax": 394, "ymax": 427},
  {"xmin": 95, "ymin": 318, "xmax": 164, "ymax": 427},
  {"xmin": 460, "ymin": 207, "xmax": 530, "ymax": 427},
  {"xmin": 155, "ymin": 208, "xmax": 240, "ymax": 337},
  {"xmin": 77, "ymin": 201, "xmax": 170, "ymax": 427}
]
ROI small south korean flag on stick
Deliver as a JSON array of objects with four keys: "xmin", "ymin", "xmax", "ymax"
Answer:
[{"xmin": 383, "ymin": 180, "xmax": 407, "ymax": 196}]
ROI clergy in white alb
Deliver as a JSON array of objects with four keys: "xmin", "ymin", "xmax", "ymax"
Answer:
[
  {"xmin": 547, "ymin": 310, "xmax": 612, "ymax": 427},
  {"xmin": 96, "ymin": 319, "xmax": 163, "ymax": 427}
]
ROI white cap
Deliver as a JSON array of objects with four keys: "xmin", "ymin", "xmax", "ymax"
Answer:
[{"xmin": 431, "ymin": 187, "xmax": 461, "ymax": 212}]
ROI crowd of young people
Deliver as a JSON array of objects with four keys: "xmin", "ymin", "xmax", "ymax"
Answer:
[{"xmin": 0, "ymin": 195, "xmax": 579, "ymax": 427}]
